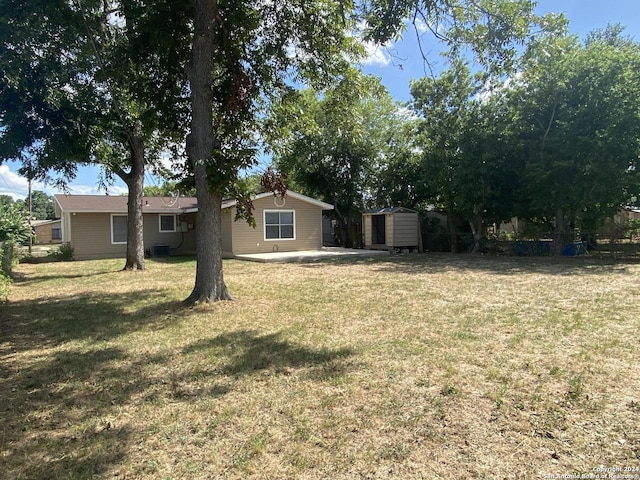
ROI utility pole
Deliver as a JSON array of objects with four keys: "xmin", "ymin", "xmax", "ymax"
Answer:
[{"xmin": 28, "ymin": 178, "xmax": 32, "ymax": 255}]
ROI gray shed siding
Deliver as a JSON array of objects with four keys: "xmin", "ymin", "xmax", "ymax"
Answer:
[
  {"xmin": 392, "ymin": 213, "xmax": 419, "ymax": 246},
  {"xmin": 363, "ymin": 210, "xmax": 419, "ymax": 250}
]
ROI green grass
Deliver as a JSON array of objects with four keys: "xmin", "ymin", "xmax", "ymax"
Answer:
[{"xmin": 1, "ymin": 254, "xmax": 639, "ymax": 478}]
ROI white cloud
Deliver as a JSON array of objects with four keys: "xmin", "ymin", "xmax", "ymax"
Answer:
[
  {"xmin": 64, "ymin": 183, "xmax": 129, "ymax": 196},
  {"xmin": 0, "ymin": 164, "xmax": 31, "ymax": 200},
  {"xmin": 351, "ymin": 22, "xmax": 395, "ymax": 68},
  {"xmin": 0, "ymin": 163, "xmax": 127, "ymax": 200},
  {"xmin": 360, "ymin": 40, "xmax": 394, "ymax": 67},
  {"xmin": 413, "ymin": 18, "xmax": 430, "ymax": 34}
]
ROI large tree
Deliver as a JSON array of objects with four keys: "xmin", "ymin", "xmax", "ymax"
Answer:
[
  {"xmin": 184, "ymin": 0, "xmax": 360, "ymax": 303},
  {"xmin": 266, "ymin": 69, "xmax": 400, "ymax": 248},
  {"xmin": 184, "ymin": 0, "xmax": 545, "ymax": 302},
  {"xmin": 0, "ymin": 0, "xmax": 190, "ymax": 270},
  {"xmin": 21, "ymin": 190, "xmax": 55, "ymax": 220},
  {"xmin": 412, "ymin": 61, "xmax": 523, "ymax": 252},
  {"xmin": 510, "ymin": 25, "xmax": 640, "ymax": 254}
]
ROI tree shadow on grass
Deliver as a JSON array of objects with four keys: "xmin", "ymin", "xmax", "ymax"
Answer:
[
  {"xmin": 1, "ymin": 341, "xmax": 218, "ymax": 478},
  {"xmin": 183, "ymin": 329, "xmax": 356, "ymax": 380},
  {"xmin": 297, "ymin": 252, "xmax": 636, "ymax": 276},
  {"xmin": 10, "ymin": 267, "xmax": 123, "ymax": 287},
  {"xmin": 11, "ymin": 259, "xmax": 133, "ymax": 286},
  {"xmin": 1, "ymin": 346, "xmax": 139, "ymax": 478},
  {"xmin": 0, "ymin": 289, "xmax": 189, "ymax": 352},
  {"xmin": 0, "ymin": 331, "xmax": 357, "ymax": 478}
]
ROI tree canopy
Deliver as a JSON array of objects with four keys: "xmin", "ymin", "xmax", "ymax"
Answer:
[
  {"xmin": 360, "ymin": 0, "xmax": 553, "ymax": 75},
  {"xmin": 0, "ymin": 0, "xmax": 190, "ymax": 270},
  {"xmin": 21, "ymin": 190, "xmax": 56, "ymax": 220},
  {"xmin": 407, "ymin": 60, "xmax": 521, "ymax": 251},
  {"xmin": 509, "ymin": 25, "xmax": 640, "ymax": 252},
  {"xmin": 0, "ymin": 201, "xmax": 30, "ymax": 243},
  {"xmin": 266, "ymin": 68, "xmax": 401, "ymax": 247}
]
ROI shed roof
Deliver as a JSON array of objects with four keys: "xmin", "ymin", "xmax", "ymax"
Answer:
[{"xmin": 364, "ymin": 207, "xmax": 417, "ymax": 214}]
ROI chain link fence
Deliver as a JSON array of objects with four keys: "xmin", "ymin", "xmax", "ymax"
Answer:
[{"xmin": 420, "ymin": 215, "xmax": 640, "ymax": 258}]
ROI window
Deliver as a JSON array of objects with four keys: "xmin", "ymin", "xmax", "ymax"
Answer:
[
  {"xmin": 111, "ymin": 215, "xmax": 127, "ymax": 244},
  {"xmin": 51, "ymin": 228, "xmax": 61, "ymax": 240},
  {"xmin": 159, "ymin": 214, "xmax": 176, "ymax": 232},
  {"xmin": 264, "ymin": 210, "xmax": 295, "ymax": 240}
]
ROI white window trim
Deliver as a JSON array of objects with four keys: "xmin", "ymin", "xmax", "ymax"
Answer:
[
  {"xmin": 111, "ymin": 214, "xmax": 127, "ymax": 244},
  {"xmin": 159, "ymin": 214, "xmax": 177, "ymax": 233},
  {"xmin": 263, "ymin": 209, "xmax": 296, "ymax": 241}
]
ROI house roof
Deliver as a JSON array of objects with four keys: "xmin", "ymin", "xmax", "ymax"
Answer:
[
  {"xmin": 54, "ymin": 194, "xmax": 198, "ymax": 215},
  {"xmin": 55, "ymin": 191, "xmax": 333, "ymax": 216},
  {"xmin": 31, "ymin": 219, "xmax": 61, "ymax": 226},
  {"xmin": 183, "ymin": 191, "xmax": 334, "ymax": 213}
]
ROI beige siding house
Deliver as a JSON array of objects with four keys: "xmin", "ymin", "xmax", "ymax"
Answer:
[
  {"xmin": 220, "ymin": 192, "xmax": 333, "ymax": 256},
  {"xmin": 54, "ymin": 195, "xmax": 198, "ymax": 261},
  {"xmin": 54, "ymin": 192, "xmax": 333, "ymax": 260}
]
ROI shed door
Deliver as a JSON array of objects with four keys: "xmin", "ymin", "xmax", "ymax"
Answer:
[{"xmin": 372, "ymin": 214, "xmax": 386, "ymax": 244}]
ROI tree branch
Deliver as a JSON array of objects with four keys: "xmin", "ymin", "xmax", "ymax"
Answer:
[{"xmin": 540, "ymin": 96, "xmax": 558, "ymax": 161}]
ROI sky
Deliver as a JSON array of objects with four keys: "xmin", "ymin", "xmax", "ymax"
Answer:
[{"xmin": 2, "ymin": 0, "xmax": 639, "ymax": 201}]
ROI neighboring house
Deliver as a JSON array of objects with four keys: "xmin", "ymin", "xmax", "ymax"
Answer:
[
  {"xmin": 54, "ymin": 191, "xmax": 333, "ymax": 260},
  {"xmin": 32, "ymin": 219, "xmax": 62, "ymax": 244},
  {"xmin": 614, "ymin": 207, "xmax": 640, "ymax": 224},
  {"xmin": 499, "ymin": 207, "xmax": 640, "ymax": 238}
]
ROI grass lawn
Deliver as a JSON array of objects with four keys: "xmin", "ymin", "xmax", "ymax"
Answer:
[{"xmin": 1, "ymin": 254, "xmax": 639, "ymax": 479}]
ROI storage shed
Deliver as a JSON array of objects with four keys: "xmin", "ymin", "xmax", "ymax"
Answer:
[{"xmin": 363, "ymin": 207, "xmax": 421, "ymax": 252}]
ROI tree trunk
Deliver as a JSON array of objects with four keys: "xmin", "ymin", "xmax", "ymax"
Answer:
[
  {"xmin": 333, "ymin": 205, "xmax": 351, "ymax": 248},
  {"xmin": 552, "ymin": 206, "xmax": 567, "ymax": 256},
  {"xmin": 184, "ymin": 0, "xmax": 232, "ymax": 304},
  {"xmin": 345, "ymin": 207, "xmax": 354, "ymax": 248},
  {"xmin": 447, "ymin": 203, "xmax": 458, "ymax": 253},
  {"xmin": 469, "ymin": 215, "xmax": 485, "ymax": 254},
  {"xmin": 123, "ymin": 135, "xmax": 145, "ymax": 271},
  {"xmin": 184, "ymin": 167, "xmax": 231, "ymax": 304}
]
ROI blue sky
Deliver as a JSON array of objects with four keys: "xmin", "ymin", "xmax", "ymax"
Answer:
[
  {"xmin": 2, "ymin": 0, "xmax": 639, "ymax": 200},
  {"xmin": 361, "ymin": 0, "xmax": 640, "ymax": 101}
]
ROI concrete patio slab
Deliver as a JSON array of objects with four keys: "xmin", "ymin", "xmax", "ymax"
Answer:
[{"xmin": 233, "ymin": 247, "xmax": 390, "ymax": 263}]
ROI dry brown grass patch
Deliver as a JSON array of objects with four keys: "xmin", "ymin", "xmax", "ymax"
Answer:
[{"xmin": 1, "ymin": 254, "xmax": 639, "ymax": 478}]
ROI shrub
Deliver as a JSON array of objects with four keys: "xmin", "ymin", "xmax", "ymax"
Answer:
[
  {"xmin": 56, "ymin": 242, "xmax": 74, "ymax": 261},
  {"xmin": 1, "ymin": 241, "xmax": 16, "ymax": 276},
  {"xmin": 0, "ymin": 271, "xmax": 11, "ymax": 303}
]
